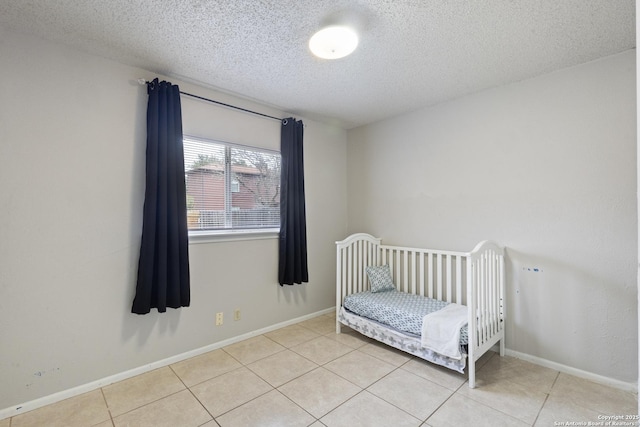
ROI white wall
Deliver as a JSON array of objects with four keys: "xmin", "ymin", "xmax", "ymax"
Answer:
[
  {"xmin": 347, "ymin": 50, "xmax": 637, "ymax": 385},
  {"xmin": 0, "ymin": 26, "xmax": 348, "ymax": 410}
]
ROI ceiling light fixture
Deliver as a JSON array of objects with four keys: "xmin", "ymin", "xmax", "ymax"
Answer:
[{"xmin": 309, "ymin": 25, "xmax": 359, "ymax": 60}]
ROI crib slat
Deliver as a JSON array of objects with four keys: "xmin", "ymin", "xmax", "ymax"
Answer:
[
  {"xmin": 480, "ymin": 253, "xmax": 487, "ymax": 344},
  {"xmin": 493, "ymin": 254, "xmax": 497, "ymax": 330},
  {"xmin": 371, "ymin": 241, "xmax": 376, "ymax": 271},
  {"xmin": 395, "ymin": 249, "xmax": 401, "ymax": 289},
  {"xmin": 437, "ymin": 254, "xmax": 443, "ymax": 301},
  {"xmin": 362, "ymin": 241, "xmax": 367, "ymax": 291},
  {"xmin": 492, "ymin": 251, "xmax": 498, "ymax": 334},
  {"xmin": 488, "ymin": 254, "xmax": 493, "ymax": 338},
  {"xmin": 412, "ymin": 251, "xmax": 417, "ymax": 293},
  {"xmin": 360, "ymin": 241, "xmax": 365, "ymax": 292},
  {"xmin": 467, "ymin": 255, "xmax": 476, "ymax": 349},
  {"xmin": 489, "ymin": 252, "xmax": 495, "ymax": 336},
  {"xmin": 477, "ymin": 257, "xmax": 484, "ymax": 346},
  {"xmin": 341, "ymin": 248, "xmax": 347, "ymax": 301},
  {"xmin": 386, "ymin": 249, "xmax": 395, "ymax": 277},
  {"xmin": 419, "ymin": 254, "xmax": 425, "ymax": 297},
  {"xmin": 355, "ymin": 241, "xmax": 360, "ymax": 292},
  {"xmin": 488, "ymin": 254, "xmax": 493, "ymax": 343},
  {"xmin": 480, "ymin": 257, "xmax": 485, "ymax": 346},
  {"xmin": 347, "ymin": 245, "xmax": 353, "ymax": 295},
  {"xmin": 404, "ymin": 251, "xmax": 410, "ymax": 293},
  {"xmin": 456, "ymin": 255, "xmax": 463, "ymax": 305},
  {"xmin": 427, "ymin": 253, "xmax": 434, "ymax": 298},
  {"xmin": 446, "ymin": 255, "xmax": 452, "ymax": 303}
]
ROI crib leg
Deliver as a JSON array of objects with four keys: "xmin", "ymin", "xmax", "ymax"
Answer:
[
  {"xmin": 336, "ymin": 320, "xmax": 341, "ymax": 334},
  {"xmin": 499, "ymin": 338, "xmax": 505, "ymax": 357},
  {"xmin": 469, "ymin": 361, "xmax": 476, "ymax": 389}
]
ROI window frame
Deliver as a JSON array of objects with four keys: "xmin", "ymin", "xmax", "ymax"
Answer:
[{"xmin": 183, "ymin": 135, "xmax": 281, "ymax": 243}]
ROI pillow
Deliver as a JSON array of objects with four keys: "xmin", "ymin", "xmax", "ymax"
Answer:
[{"xmin": 366, "ymin": 265, "xmax": 395, "ymax": 293}]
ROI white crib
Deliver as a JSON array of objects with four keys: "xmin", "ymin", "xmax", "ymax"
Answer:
[{"xmin": 335, "ymin": 233, "xmax": 506, "ymax": 388}]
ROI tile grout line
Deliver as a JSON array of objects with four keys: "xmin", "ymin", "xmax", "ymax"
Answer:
[
  {"xmin": 102, "ymin": 366, "xmax": 191, "ymax": 423},
  {"xmin": 196, "ymin": 347, "xmax": 281, "ymax": 422},
  {"xmin": 363, "ymin": 364, "xmax": 436, "ymax": 424},
  {"xmin": 423, "ymin": 388, "xmax": 457, "ymax": 426},
  {"xmin": 317, "ymin": 389, "xmax": 367, "ymax": 423},
  {"xmin": 168, "ymin": 364, "xmax": 216, "ymax": 425},
  {"xmin": 109, "ymin": 388, "xmax": 189, "ymax": 421},
  {"xmin": 549, "ymin": 370, "xmax": 561, "ymax": 391},
  {"xmin": 367, "ymin": 357, "xmax": 474, "ymax": 425},
  {"xmin": 258, "ymin": 325, "xmax": 367, "ymax": 424},
  {"xmin": 98, "ymin": 388, "xmax": 115, "ymax": 426},
  {"xmin": 195, "ymin": 382, "xmax": 275, "ymax": 422},
  {"xmin": 425, "ymin": 352, "xmax": 530, "ymax": 426},
  {"xmin": 245, "ymin": 357, "xmax": 321, "ymax": 390},
  {"xmin": 531, "ymin": 393, "xmax": 551, "ymax": 427},
  {"xmin": 270, "ymin": 388, "xmax": 322, "ymax": 424},
  {"xmin": 528, "ymin": 370, "xmax": 561, "ymax": 427},
  {"xmin": 453, "ymin": 380, "xmax": 544, "ymax": 426}
]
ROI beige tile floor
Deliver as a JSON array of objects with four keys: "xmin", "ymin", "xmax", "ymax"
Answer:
[{"xmin": 5, "ymin": 313, "xmax": 637, "ymax": 427}]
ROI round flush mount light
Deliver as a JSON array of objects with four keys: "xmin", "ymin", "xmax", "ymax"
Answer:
[{"xmin": 309, "ymin": 25, "xmax": 359, "ymax": 59}]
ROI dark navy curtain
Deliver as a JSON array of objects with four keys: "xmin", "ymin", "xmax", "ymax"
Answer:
[
  {"xmin": 278, "ymin": 118, "xmax": 309, "ymax": 285},
  {"xmin": 132, "ymin": 78, "xmax": 190, "ymax": 314}
]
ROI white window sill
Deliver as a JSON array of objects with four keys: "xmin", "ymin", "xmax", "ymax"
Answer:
[{"xmin": 188, "ymin": 228, "xmax": 280, "ymax": 244}]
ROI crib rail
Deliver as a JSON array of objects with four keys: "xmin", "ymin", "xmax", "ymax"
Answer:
[
  {"xmin": 336, "ymin": 234, "xmax": 470, "ymax": 308},
  {"xmin": 379, "ymin": 244, "xmax": 468, "ymax": 305},
  {"xmin": 467, "ymin": 241, "xmax": 506, "ymax": 357},
  {"xmin": 335, "ymin": 233, "xmax": 382, "ymax": 312}
]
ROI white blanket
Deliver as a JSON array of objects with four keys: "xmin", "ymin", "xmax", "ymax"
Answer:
[{"xmin": 421, "ymin": 303, "xmax": 468, "ymax": 360}]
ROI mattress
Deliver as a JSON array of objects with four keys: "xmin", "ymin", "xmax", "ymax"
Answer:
[
  {"xmin": 343, "ymin": 289, "xmax": 468, "ymax": 345},
  {"xmin": 339, "ymin": 307, "xmax": 467, "ymax": 373}
]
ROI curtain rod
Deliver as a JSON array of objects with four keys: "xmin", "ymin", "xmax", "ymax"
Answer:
[{"xmin": 137, "ymin": 78, "xmax": 284, "ymax": 123}]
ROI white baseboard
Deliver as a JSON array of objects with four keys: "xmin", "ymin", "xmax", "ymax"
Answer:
[
  {"xmin": 505, "ymin": 349, "xmax": 638, "ymax": 393},
  {"xmin": 0, "ymin": 307, "xmax": 335, "ymax": 421}
]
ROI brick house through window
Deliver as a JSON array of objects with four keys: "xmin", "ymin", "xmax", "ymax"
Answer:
[{"xmin": 185, "ymin": 150, "xmax": 280, "ymax": 230}]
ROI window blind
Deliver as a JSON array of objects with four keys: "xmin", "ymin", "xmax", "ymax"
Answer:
[{"xmin": 183, "ymin": 136, "xmax": 281, "ymax": 231}]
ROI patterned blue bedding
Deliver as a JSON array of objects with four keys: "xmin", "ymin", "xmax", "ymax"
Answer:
[{"xmin": 343, "ymin": 290, "xmax": 468, "ymax": 345}]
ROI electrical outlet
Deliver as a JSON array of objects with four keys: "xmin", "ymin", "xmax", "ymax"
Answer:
[
  {"xmin": 215, "ymin": 312, "xmax": 223, "ymax": 326},
  {"xmin": 234, "ymin": 309, "xmax": 241, "ymax": 321}
]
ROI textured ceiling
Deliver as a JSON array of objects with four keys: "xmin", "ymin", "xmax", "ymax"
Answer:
[{"xmin": 0, "ymin": 0, "xmax": 635, "ymax": 129}]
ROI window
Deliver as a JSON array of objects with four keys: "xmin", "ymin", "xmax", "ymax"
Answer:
[{"xmin": 183, "ymin": 136, "xmax": 281, "ymax": 234}]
